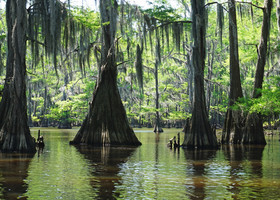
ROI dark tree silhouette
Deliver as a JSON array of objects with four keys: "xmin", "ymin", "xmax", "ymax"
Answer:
[
  {"xmin": 243, "ymin": 0, "xmax": 272, "ymax": 144},
  {"xmin": 0, "ymin": 0, "xmax": 36, "ymax": 152},
  {"xmin": 222, "ymin": 0, "xmax": 244, "ymax": 144},
  {"xmin": 70, "ymin": 0, "xmax": 141, "ymax": 146},
  {"xmin": 182, "ymin": 0, "xmax": 218, "ymax": 148}
]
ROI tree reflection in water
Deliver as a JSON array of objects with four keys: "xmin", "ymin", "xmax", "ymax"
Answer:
[
  {"xmin": 223, "ymin": 144, "xmax": 265, "ymax": 199},
  {"xmin": 184, "ymin": 149, "xmax": 217, "ymax": 200},
  {"xmin": 76, "ymin": 145, "xmax": 137, "ymax": 199},
  {"xmin": 0, "ymin": 153, "xmax": 34, "ymax": 199}
]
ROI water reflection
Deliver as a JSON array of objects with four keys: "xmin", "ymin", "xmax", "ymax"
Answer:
[
  {"xmin": 25, "ymin": 129, "xmax": 98, "ymax": 200},
  {"xmin": 153, "ymin": 133, "xmax": 161, "ymax": 199},
  {"xmin": 0, "ymin": 153, "xmax": 34, "ymax": 199},
  {"xmin": 2, "ymin": 129, "xmax": 280, "ymax": 199},
  {"xmin": 184, "ymin": 149, "xmax": 217, "ymax": 200},
  {"xmin": 223, "ymin": 145, "xmax": 265, "ymax": 199},
  {"xmin": 77, "ymin": 146, "xmax": 137, "ymax": 199}
]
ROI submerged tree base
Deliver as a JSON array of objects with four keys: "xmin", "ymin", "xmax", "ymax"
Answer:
[
  {"xmin": 153, "ymin": 124, "xmax": 163, "ymax": 133},
  {"xmin": 242, "ymin": 112, "xmax": 266, "ymax": 145},
  {"xmin": 182, "ymin": 113, "xmax": 219, "ymax": 149},
  {"xmin": 0, "ymin": 0, "xmax": 36, "ymax": 153},
  {"xmin": 0, "ymin": 110, "xmax": 36, "ymax": 153},
  {"xmin": 222, "ymin": 109, "xmax": 244, "ymax": 144},
  {"xmin": 70, "ymin": 66, "xmax": 141, "ymax": 147}
]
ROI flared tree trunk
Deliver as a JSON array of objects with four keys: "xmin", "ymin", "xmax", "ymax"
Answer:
[
  {"xmin": 182, "ymin": 0, "xmax": 218, "ymax": 149},
  {"xmin": 242, "ymin": 0, "xmax": 272, "ymax": 144},
  {"xmin": 0, "ymin": 0, "xmax": 36, "ymax": 152},
  {"xmin": 222, "ymin": 0, "xmax": 244, "ymax": 144},
  {"xmin": 70, "ymin": 0, "xmax": 141, "ymax": 146}
]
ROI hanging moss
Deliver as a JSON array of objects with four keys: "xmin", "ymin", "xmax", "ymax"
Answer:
[
  {"xmin": 250, "ymin": 4, "xmax": 254, "ymax": 24},
  {"xmin": 217, "ymin": 3, "xmax": 224, "ymax": 46},
  {"xmin": 144, "ymin": 14, "xmax": 152, "ymax": 28},
  {"xmin": 277, "ymin": 0, "xmax": 280, "ymax": 31},
  {"xmin": 156, "ymin": 37, "xmax": 161, "ymax": 65},
  {"xmin": 134, "ymin": 44, "xmax": 143, "ymax": 94},
  {"xmin": 28, "ymin": 0, "xmax": 65, "ymax": 73},
  {"xmin": 161, "ymin": 20, "xmax": 164, "ymax": 50},
  {"xmin": 120, "ymin": 0, "xmax": 125, "ymax": 35},
  {"xmin": 165, "ymin": 24, "xmax": 170, "ymax": 52},
  {"xmin": 237, "ymin": 2, "xmax": 252, "ymax": 22},
  {"xmin": 143, "ymin": 21, "xmax": 147, "ymax": 50},
  {"xmin": 205, "ymin": 7, "xmax": 209, "ymax": 31},
  {"xmin": 172, "ymin": 22, "xmax": 181, "ymax": 51},
  {"xmin": 27, "ymin": 0, "xmax": 97, "ymax": 77}
]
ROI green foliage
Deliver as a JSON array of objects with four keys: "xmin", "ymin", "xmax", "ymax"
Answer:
[
  {"xmin": 0, "ymin": 0, "xmax": 279, "ymax": 129},
  {"xmin": 233, "ymin": 77, "xmax": 280, "ymax": 116},
  {"xmin": 145, "ymin": 0, "xmax": 181, "ymax": 21},
  {"xmin": 0, "ymin": 84, "xmax": 3, "ymax": 101},
  {"xmin": 71, "ymin": 8, "xmax": 100, "ymax": 30}
]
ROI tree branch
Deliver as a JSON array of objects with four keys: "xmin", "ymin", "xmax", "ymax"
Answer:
[
  {"xmin": 204, "ymin": 78, "xmax": 229, "ymax": 93},
  {"xmin": 235, "ymin": 1, "xmax": 264, "ymax": 10},
  {"xmin": 204, "ymin": 1, "xmax": 228, "ymax": 12},
  {"xmin": 26, "ymin": 37, "xmax": 46, "ymax": 47},
  {"xmin": 116, "ymin": 60, "xmax": 129, "ymax": 67},
  {"xmin": 204, "ymin": 1, "xmax": 263, "ymax": 11}
]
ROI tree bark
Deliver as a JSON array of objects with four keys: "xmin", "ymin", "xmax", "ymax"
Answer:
[
  {"xmin": 222, "ymin": 0, "xmax": 244, "ymax": 144},
  {"xmin": 154, "ymin": 50, "xmax": 163, "ymax": 133},
  {"xmin": 0, "ymin": 0, "xmax": 36, "ymax": 152},
  {"xmin": 187, "ymin": 53, "xmax": 194, "ymax": 113},
  {"xmin": 70, "ymin": 0, "xmax": 141, "ymax": 146},
  {"xmin": 206, "ymin": 41, "xmax": 216, "ymax": 114},
  {"xmin": 182, "ymin": 0, "xmax": 218, "ymax": 149},
  {"xmin": 242, "ymin": 0, "xmax": 272, "ymax": 145}
]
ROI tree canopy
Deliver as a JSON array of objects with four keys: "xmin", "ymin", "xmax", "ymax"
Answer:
[{"xmin": 0, "ymin": 0, "xmax": 279, "ymax": 150}]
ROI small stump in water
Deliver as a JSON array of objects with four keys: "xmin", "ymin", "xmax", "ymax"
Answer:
[
  {"xmin": 167, "ymin": 133, "xmax": 181, "ymax": 149},
  {"xmin": 36, "ymin": 130, "xmax": 45, "ymax": 148}
]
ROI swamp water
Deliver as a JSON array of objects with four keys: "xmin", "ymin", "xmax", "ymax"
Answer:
[{"xmin": 0, "ymin": 128, "xmax": 280, "ymax": 199}]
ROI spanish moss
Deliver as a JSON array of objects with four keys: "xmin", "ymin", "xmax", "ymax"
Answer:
[
  {"xmin": 135, "ymin": 44, "xmax": 143, "ymax": 94},
  {"xmin": 277, "ymin": 0, "xmax": 280, "ymax": 31},
  {"xmin": 217, "ymin": 3, "xmax": 224, "ymax": 46}
]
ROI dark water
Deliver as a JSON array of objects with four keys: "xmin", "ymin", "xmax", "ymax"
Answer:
[{"xmin": 0, "ymin": 128, "xmax": 280, "ymax": 199}]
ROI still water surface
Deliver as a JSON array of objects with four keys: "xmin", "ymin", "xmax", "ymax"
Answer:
[{"xmin": 0, "ymin": 128, "xmax": 280, "ymax": 199}]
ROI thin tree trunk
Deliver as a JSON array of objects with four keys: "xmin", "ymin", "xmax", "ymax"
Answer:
[
  {"xmin": 242, "ymin": 0, "xmax": 272, "ymax": 145},
  {"xmin": 154, "ymin": 53, "xmax": 163, "ymax": 133},
  {"xmin": 182, "ymin": 0, "xmax": 218, "ymax": 149},
  {"xmin": 206, "ymin": 41, "xmax": 215, "ymax": 114},
  {"xmin": 0, "ymin": 0, "xmax": 36, "ymax": 152},
  {"xmin": 222, "ymin": 0, "xmax": 244, "ymax": 144},
  {"xmin": 70, "ymin": 0, "xmax": 141, "ymax": 146},
  {"xmin": 154, "ymin": 35, "xmax": 163, "ymax": 133}
]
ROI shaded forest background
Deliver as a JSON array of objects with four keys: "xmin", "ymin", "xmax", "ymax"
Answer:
[{"xmin": 0, "ymin": 0, "xmax": 279, "ymax": 131}]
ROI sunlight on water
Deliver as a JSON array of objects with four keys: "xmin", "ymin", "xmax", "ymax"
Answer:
[{"xmin": 0, "ymin": 128, "xmax": 279, "ymax": 199}]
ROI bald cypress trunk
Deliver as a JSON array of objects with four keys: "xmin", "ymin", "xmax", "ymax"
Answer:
[
  {"xmin": 242, "ymin": 0, "xmax": 272, "ymax": 145},
  {"xmin": 222, "ymin": 0, "xmax": 244, "ymax": 144},
  {"xmin": 70, "ymin": 0, "xmax": 141, "ymax": 146},
  {"xmin": 182, "ymin": 0, "xmax": 218, "ymax": 149},
  {"xmin": 0, "ymin": 0, "xmax": 36, "ymax": 152}
]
